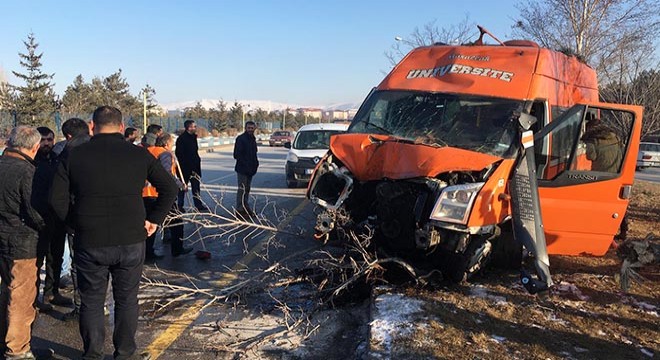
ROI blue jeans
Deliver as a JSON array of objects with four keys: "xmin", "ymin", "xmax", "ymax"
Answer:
[{"xmin": 75, "ymin": 241, "xmax": 144, "ymax": 360}]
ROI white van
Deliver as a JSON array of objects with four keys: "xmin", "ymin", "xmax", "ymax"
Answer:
[{"xmin": 284, "ymin": 123, "xmax": 349, "ymax": 188}]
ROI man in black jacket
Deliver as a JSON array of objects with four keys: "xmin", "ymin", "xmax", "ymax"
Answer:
[
  {"xmin": 0, "ymin": 126, "xmax": 45, "ymax": 360},
  {"xmin": 33, "ymin": 126, "xmax": 73, "ymax": 308},
  {"xmin": 233, "ymin": 121, "xmax": 259, "ymax": 215},
  {"xmin": 175, "ymin": 120, "xmax": 205, "ymax": 210},
  {"xmin": 50, "ymin": 106, "xmax": 178, "ymax": 360}
]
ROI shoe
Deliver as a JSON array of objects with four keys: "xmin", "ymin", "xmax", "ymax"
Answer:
[
  {"xmin": 31, "ymin": 348, "xmax": 55, "ymax": 359},
  {"xmin": 58, "ymin": 275, "xmax": 73, "ymax": 289},
  {"xmin": 145, "ymin": 253, "xmax": 164, "ymax": 262},
  {"xmin": 4, "ymin": 350, "xmax": 36, "ymax": 359},
  {"xmin": 46, "ymin": 293, "xmax": 73, "ymax": 306},
  {"xmin": 62, "ymin": 309, "xmax": 79, "ymax": 322},
  {"xmin": 127, "ymin": 352, "xmax": 152, "ymax": 360},
  {"xmin": 172, "ymin": 246, "xmax": 194, "ymax": 257},
  {"xmin": 36, "ymin": 300, "xmax": 53, "ymax": 312}
]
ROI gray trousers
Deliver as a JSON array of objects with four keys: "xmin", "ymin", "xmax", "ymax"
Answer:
[{"xmin": 236, "ymin": 173, "xmax": 253, "ymax": 211}]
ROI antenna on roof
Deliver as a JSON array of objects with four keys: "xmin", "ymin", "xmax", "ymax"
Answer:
[{"xmin": 473, "ymin": 25, "xmax": 506, "ymax": 46}]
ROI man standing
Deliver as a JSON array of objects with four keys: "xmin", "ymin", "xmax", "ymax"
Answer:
[
  {"xmin": 175, "ymin": 120, "xmax": 205, "ymax": 210},
  {"xmin": 35, "ymin": 127, "xmax": 55, "ymax": 162},
  {"xmin": 0, "ymin": 126, "xmax": 45, "ymax": 360},
  {"xmin": 50, "ymin": 106, "xmax": 178, "ymax": 360},
  {"xmin": 33, "ymin": 126, "xmax": 72, "ymax": 308},
  {"xmin": 124, "ymin": 127, "xmax": 139, "ymax": 143},
  {"xmin": 233, "ymin": 121, "xmax": 259, "ymax": 215}
]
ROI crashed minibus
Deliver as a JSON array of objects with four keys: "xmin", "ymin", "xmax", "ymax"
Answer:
[{"xmin": 307, "ymin": 28, "xmax": 643, "ymax": 292}]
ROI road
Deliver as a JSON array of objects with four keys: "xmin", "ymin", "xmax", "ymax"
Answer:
[
  {"xmin": 635, "ymin": 167, "xmax": 660, "ymax": 183},
  {"xmin": 31, "ymin": 147, "xmax": 658, "ymax": 359},
  {"xmin": 32, "ymin": 145, "xmax": 364, "ymax": 360}
]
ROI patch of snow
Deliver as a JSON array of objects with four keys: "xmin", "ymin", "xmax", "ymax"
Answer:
[
  {"xmin": 490, "ymin": 335, "xmax": 506, "ymax": 343},
  {"xmin": 640, "ymin": 348, "xmax": 654, "ymax": 357},
  {"xmin": 470, "ymin": 285, "xmax": 508, "ymax": 305},
  {"xmin": 621, "ymin": 296, "xmax": 659, "ymax": 317},
  {"xmin": 620, "ymin": 337, "xmax": 633, "ymax": 345},
  {"xmin": 546, "ymin": 313, "xmax": 569, "ymax": 327},
  {"xmin": 555, "ymin": 282, "xmax": 589, "ymax": 301},
  {"xmin": 574, "ymin": 347, "xmax": 589, "ymax": 353},
  {"xmin": 635, "ymin": 301, "xmax": 657, "ymax": 311},
  {"xmin": 633, "ymin": 301, "xmax": 659, "ymax": 317},
  {"xmin": 370, "ymin": 293, "xmax": 424, "ymax": 356},
  {"xmin": 597, "ymin": 330, "xmax": 606, "ymax": 336},
  {"xmin": 531, "ymin": 323, "xmax": 545, "ymax": 330}
]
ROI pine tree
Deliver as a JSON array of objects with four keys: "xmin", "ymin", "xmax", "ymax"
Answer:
[
  {"xmin": 62, "ymin": 74, "xmax": 94, "ymax": 116},
  {"xmin": 139, "ymin": 84, "xmax": 159, "ymax": 116},
  {"xmin": 11, "ymin": 32, "xmax": 56, "ymax": 126}
]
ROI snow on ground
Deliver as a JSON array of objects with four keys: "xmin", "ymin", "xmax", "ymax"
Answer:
[
  {"xmin": 554, "ymin": 282, "xmax": 589, "ymax": 300},
  {"xmin": 469, "ymin": 285, "xmax": 508, "ymax": 305},
  {"xmin": 369, "ymin": 293, "xmax": 424, "ymax": 358}
]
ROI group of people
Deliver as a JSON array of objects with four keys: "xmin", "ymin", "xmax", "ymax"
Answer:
[{"xmin": 0, "ymin": 106, "xmax": 261, "ymax": 360}]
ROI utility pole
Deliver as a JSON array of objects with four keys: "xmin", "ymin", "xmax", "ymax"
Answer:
[
  {"xmin": 142, "ymin": 90, "xmax": 147, "ymax": 133},
  {"xmin": 242, "ymin": 104, "xmax": 251, "ymax": 132}
]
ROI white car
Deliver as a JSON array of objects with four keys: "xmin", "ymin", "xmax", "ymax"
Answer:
[
  {"xmin": 284, "ymin": 123, "xmax": 349, "ymax": 188},
  {"xmin": 637, "ymin": 142, "xmax": 660, "ymax": 170}
]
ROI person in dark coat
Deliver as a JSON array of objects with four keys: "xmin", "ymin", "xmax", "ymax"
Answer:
[
  {"xmin": 0, "ymin": 126, "xmax": 45, "ymax": 360},
  {"xmin": 50, "ymin": 106, "xmax": 178, "ymax": 360},
  {"xmin": 52, "ymin": 118, "xmax": 92, "ymax": 322},
  {"xmin": 582, "ymin": 117, "xmax": 623, "ymax": 173},
  {"xmin": 175, "ymin": 120, "xmax": 205, "ymax": 210},
  {"xmin": 33, "ymin": 126, "xmax": 74, "ymax": 308},
  {"xmin": 233, "ymin": 121, "xmax": 259, "ymax": 215}
]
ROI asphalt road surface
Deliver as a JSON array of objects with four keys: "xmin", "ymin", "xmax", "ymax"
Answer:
[
  {"xmin": 32, "ymin": 145, "xmax": 327, "ymax": 359},
  {"xmin": 635, "ymin": 166, "xmax": 660, "ymax": 183},
  {"xmin": 31, "ymin": 146, "xmax": 659, "ymax": 359}
]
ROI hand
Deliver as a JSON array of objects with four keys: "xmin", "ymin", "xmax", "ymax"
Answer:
[{"xmin": 144, "ymin": 221, "xmax": 158, "ymax": 237}]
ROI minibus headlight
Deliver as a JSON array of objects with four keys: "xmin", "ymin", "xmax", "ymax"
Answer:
[{"xmin": 429, "ymin": 182, "xmax": 484, "ymax": 224}]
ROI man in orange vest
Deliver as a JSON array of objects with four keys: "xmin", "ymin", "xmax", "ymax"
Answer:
[
  {"xmin": 142, "ymin": 132, "xmax": 162, "ymax": 261},
  {"xmin": 143, "ymin": 133, "xmax": 191, "ymax": 259}
]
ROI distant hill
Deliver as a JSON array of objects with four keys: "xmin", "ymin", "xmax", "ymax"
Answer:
[{"xmin": 162, "ymin": 99, "xmax": 361, "ymax": 112}]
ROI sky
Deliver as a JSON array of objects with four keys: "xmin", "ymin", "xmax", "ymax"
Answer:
[{"xmin": 0, "ymin": 0, "xmax": 520, "ymax": 107}]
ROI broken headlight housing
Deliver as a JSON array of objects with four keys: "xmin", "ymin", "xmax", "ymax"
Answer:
[{"xmin": 429, "ymin": 182, "xmax": 484, "ymax": 224}]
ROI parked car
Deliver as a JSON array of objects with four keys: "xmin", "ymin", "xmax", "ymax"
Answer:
[
  {"xmin": 269, "ymin": 130, "xmax": 293, "ymax": 147},
  {"xmin": 284, "ymin": 123, "xmax": 349, "ymax": 188},
  {"xmin": 637, "ymin": 142, "xmax": 660, "ymax": 170}
]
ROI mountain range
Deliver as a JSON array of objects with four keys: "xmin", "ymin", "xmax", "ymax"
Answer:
[{"xmin": 161, "ymin": 99, "xmax": 362, "ymax": 112}]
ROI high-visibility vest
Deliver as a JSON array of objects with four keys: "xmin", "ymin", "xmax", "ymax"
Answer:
[{"xmin": 142, "ymin": 146, "xmax": 177, "ymax": 198}]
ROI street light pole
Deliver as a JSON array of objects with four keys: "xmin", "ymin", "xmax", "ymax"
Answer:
[
  {"xmin": 142, "ymin": 89, "xmax": 147, "ymax": 133},
  {"xmin": 242, "ymin": 104, "xmax": 251, "ymax": 132}
]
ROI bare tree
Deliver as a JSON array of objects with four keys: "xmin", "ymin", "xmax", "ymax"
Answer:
[
  {"xmin": 601, "ymin": 69, "xmax": 660, "ymax": 139},
  {"xmin": 385, "ymin": 16, "xmax": 477, "ymax": 66},
  {"xmin": 513, "ymin": 0, "xmax": 659, "ymax": 79},
  {"xmin": 513, "ymin": 0, "xmax": 660, "ymax": 138}
]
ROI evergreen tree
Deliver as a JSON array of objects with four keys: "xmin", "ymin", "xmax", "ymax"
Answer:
[
  {"xmin": 11, "ymin": 32, "xmax": 57, "ymax": 126},
  {"xmin": 228, "ymin": 101, "xmax": 243, "ymax": 129},
  {"xmin": 62, "ymin": 74, "xmax": 94, "ymax": 116},
  {"xmin": 183, "ymin": 102, "xmax": 208, "ymax": 120},
  {"xmin": 208, "ymin": 100, "xmax": 230, "ymax": 132},
  {"xmin": 138, "ymin": 84, "xmax": 159, "ymax": 121}
]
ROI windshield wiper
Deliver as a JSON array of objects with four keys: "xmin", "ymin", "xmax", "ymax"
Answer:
[{"xmin": 352, "ymin": 119, "xmax": 392, "ymax": 135}]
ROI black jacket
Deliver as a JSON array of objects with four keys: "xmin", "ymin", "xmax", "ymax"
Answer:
[
  {"xmin": 233, "ymin": 132, "xmax": 259, "ymax": 176},
  {"xmin": 0, "ymin": 149, "xmax": 45, "ymax": 259},
  {"xmin": 33, "ymin": 150, "xmax": 60, "ymax": 226},
  {"xmin": 175, "ymin": 131, "xmax": 201, "ymax": 178},
  {"xmin": 49, "ymin": 133, "xmax": 178, "ymax": 249}
]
